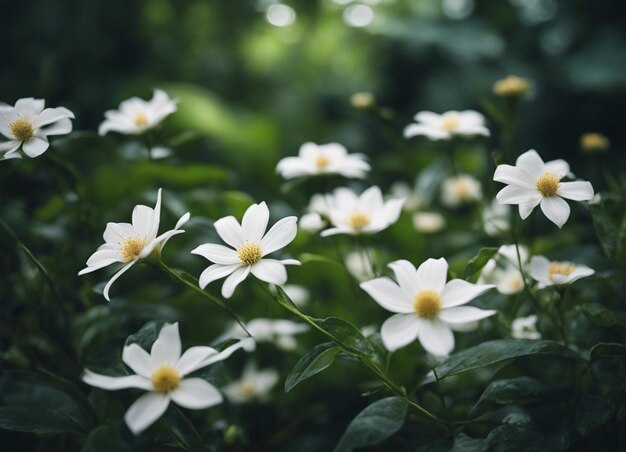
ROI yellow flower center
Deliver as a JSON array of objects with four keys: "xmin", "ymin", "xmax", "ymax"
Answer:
[
  {"xmin": 413, "ymin": 289, "xmax": 441, "ymax": 318},
  {"xmin": 508, "ymin": 278, "xmax": 523, "ymax": 291},
  {"xmin": 548, "ymin": 262, "xmax": 576, "ymax": 279},
  {"xmin": 315, "ymin": 154, "xmax": 331, "ymax": 169},
  {"xmin": 493, "ymin": 75, "xmax": 530, "ymax": 98},
  {"xmin": 151, "ymin": 365, "xmax": 181, "ymax": 393},
  {"xmin": 120, "ymin": 236, "xmax": 146, "ymax": 262},
  {"xmin": 134, "ymin": 112, "xmax": 149, "ymax": 127},
  {"xmin": 237, "ymin": 242, "xmax": 263, "ymax": 266},
  {"xmin": 10, "ymin": 118, "xmax": 35, "ymax": 142},
  {"xmin": 580, "ymin": 133, "xmax": 609, "ymax": 153},
  {"xmin": 239, "ymin": 381, "xmax": 257, "ymax": 397},
  {"xmin": 535, "ymin": 172, "xmax": 560, "ymax": 197},
  {"xmin": 347, "ymin": 212, "xmax": 370, "ymax": 230},
  {"xmin": 441, "ymin": 116, "xmax": 459, "ymax": 132}
]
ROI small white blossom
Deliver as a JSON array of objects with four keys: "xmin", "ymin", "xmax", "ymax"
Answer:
[
  {"xmin": 412, "ymin": 212, "xmax": 446, "ymax": 233},
  {"xmin": 99, "ymin": 89, "xmax": 177, "ymax": 136},
  {"xmin": 482, "ymin": 199, "xmax": 510, "ymax": 237},
  {"xmin": 82, "ymin": 323, "xmax": 250, "ymax": 434},
  {"xmin": 344, "ymin": 249, "xmax": 376, "ymax": 282},
  {"xmin": 221, "ymin": 318, "xmax": 308, "ymax": 351},
  {"xmin": 191, "ymin": 202, "xmax": 300, "ymax": 298},
  {"xmin": 529, "ymin": 256, "xmax": 594, "ymax": 288},
  {"xmin": 0, "ymin": 97, "xmax": 74, "ymax": 159},
  {"xmin": 276, "ymin": 142, "xmax": 370, "ymax": 179},
  {"xmin": 222, "ymin": 363, "xmax": 279, "ymax": 404},
  {"xmin": 390, "ymin": 182, "xmax": 423, "ymax": 211},
  {"xmin": 511, "ymin": 315, "xmax": 541, "ymax": 340},
  {"xmin": 78, "ymin": 189, "xmax": 189, "ymax": 300},
  {"xmin": 361, "ymin": 258, "xmax": 495, "ymax": 357},
  {"xmin": 494, "ymin": 150, "xmax": 594, "ymax": 228},
  {"xmin": 441, "ymin": 174, "xmax": 482, "ymax": 208},
  {"xmin": 280, "ymin": 284, "xmax": 310, "ymax": 308},
  {"xmin": 404, "ymin": 110, "xmax": 489, "ymax": 141},
  {"xmin": 321, "ymin": 186, "xmax": 404, "ymax": 237},
  {"xmin": 478, "ymin": 245, "xmax": 528, "ymax": 295}
]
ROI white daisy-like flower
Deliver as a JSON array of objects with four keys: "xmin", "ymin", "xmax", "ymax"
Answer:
[
  {"xmin": 191, "ymin": 202, "xmax": 300, "ymax": 299},
  {"xmin": 478, "ymin": 245, "xmax": 528, "ymax": 295},
  {"xmin": 78, "ymin": 189, "xmax": 190, "ymax": 300},
  {"xmin": 321, "ymin": 186, "xmax": 404, "ymax": 237},
  {"xmin": 404, "ymin": 110, "xmax": 489, "ymax": 141},
  {"xmin": 441, "ymin": 174, "xmax": 482, "ymax": 208},
  {"xmin": 482, "ymin": 199, "xmax": 510, "ymax": 237},
  {"xmin": 529, "ymin": 256, "xmax": 594, "ymax": 288},
  {"xmin": 222, "ymin": 362, "xmax": 279, "ymax": 404},
  {"xmin": 361, "ymin": 258, "xmax": 495, "ymax": 357},
  {"xmin": 98, "ymin": 89, "xmax": 177, "ymax": 136},
  {"xmin": 82, "ymin": 323, "xmax": 250, "ymax": 435},
  {"xmin": 511, "ymin": 315, "xmax": 541, "ymax": 340},
  {"xmin": 0, "ymin": 97, "xmax": 74, "ymax": 159},
  {"xmin": 220, "ymin": 317, "xmax": 309, "ymax": 351},
  {"xmin": 276, "ymin": 142, "xmax": 370, "ymax": 179},
  {"xmin": 493, "ymin": 149, "xmax": 594, "ymax": 228},
  {"xmin": 412, "ymin": 212, "xmax": 446, "ymax": 234}
]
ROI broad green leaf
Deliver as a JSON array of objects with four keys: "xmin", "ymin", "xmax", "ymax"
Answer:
[
  {"xmin": 470, "ymin": 377, "xmax": 553, "ymax": 416},
  {"xmin": 125, "ymin": 320, "xmax": 166, "ymax": 350},
  {"xmin": 434, "ymin": 340, "xmax": 580, "ymax": 379},
  {"xmin": 313, "ymin": 317, "xmax": 379, "ymax": 361},
  {"xmin": 582, "ymin": 303, "xmax": 620, "ymax": 327},
  {"xmin": 590, "ymin": 342, "xmax": 626, "ymax": 361},
  {"xmin": 463, "ymin": 247, "xmax": 498, "ymax": 281},
  {"xmin": 334, "ymin": 397, "xmax": 407, "ymax": 452},
  {"xmin": 575, "ymin": 393, "xmax": 620, "ymax": 435},
  {"xmin": 451, "ymin": 433, "xmax": 489, "ymax": 452},
  {"xmin": 285, "ymin": 343, "xmax": 339, "ymax": 392},
  {"xmin": 81, "ymin": 424, "xmax": 134, "ymax": 452}
]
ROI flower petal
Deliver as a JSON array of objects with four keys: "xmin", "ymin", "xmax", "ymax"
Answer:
[
  {"xmin": 417, "ymin": 319, "xmax": 455, "ymax": 357},
  {"xmin": 34, "ymin": 107, "xmax": 75, "ymax": 128},
  {"xmin": 387, "ymin": 259, "xmax": 420, "ymax": 298},
  {"xmin": 221, "ymin": 266, "xmax": 251, "ymax": 298},
  {"xmin": 150, "ymin": 323, "xmax": 182, "ymax": 365},
  {"xmin": 122, "ymin": 344, "xmax": 154, "ymax": 377},
  {"xmin": 496, "ymin": 185, "xmax": 539, "ymax": 205},
  {"xmin": 540, "ymin": 196, "xmax": 570, "ymax": 228},
  {"xmin": 103, "ymin": 261, "xmax": 136, "ymax": 301},
  {"xmin": 380, "ymin": 313, "xmax": 421, "ymax": 351},
  {"xmin": 22, "ymin": 137, "xmax": 49, "ymax": 158},
  {"xmin": 515, "ymin": 150, "xmax": 545, "ymax": 178},
  {"xmin": 440, "ymin": 279, "xmax": 494, "ymax": 308},
  {"xmin": 544, "ymin": 159, "xmax": 570, "ymax": 179},
  {"xmin": 214, "ymin": 215, "xmax": 244, "ymax": 248},
  {"xmin": 493, "ymin": 165, "xmax": 535, "ymax": 188},
  {"xmin": 176, "ymin": 346, "xmax": 219, "ymax": 375},
  {"xmin": 191, "ymin": 244, "xmax": 239, "ymax": 265},
  {"xmin": 170, "ymin": 378, "xmax": 223, "ymax": 409},
  {"xmin": 132, "ymin": 205, "xmax": 155, "ymax": 239},
  {"xmin": 416, "ymin": 258, "xmax": 448, "ymax": 292},
  {"xmin": 199, "ymin": 338, "xmax": 252, "ymax": 368},
  {"xmin": 198, "ymin": 263, "xmax": 240, "ymax": 289},
  {"xmin": 557, "ymin": 181, "xmax": 594, "ymax": 201},
  {"xmin": 528, "ymin": 256, "xmax": 550, "ymax": 285},
  {"xmin": 82, "ymin": 370, "xmax": 152, "ymax": 391},
  {"xmin": 439, "ymin": 306, "xmax": 496, "ymax": 324},
  {"xmin": 251, "ymin": 259, "xmax": 288, "ymax": 285},
  {"xmin": 124, "ymin": 392, "xmax": 170, "ymax": 435},
  {"xmin": 519, "ymin": 197, "xmax": 542, "ymax": 220},
  {"xmin": 242, "ymin": 202, "xmax": 270, "ymax": 243},
  {"xmin": 360, "ymin": 277, "xmax": 414, "ymax": 313},
  {"xmin": 260, "ymin": 216, "xmax": 298, "ymax": 256}
]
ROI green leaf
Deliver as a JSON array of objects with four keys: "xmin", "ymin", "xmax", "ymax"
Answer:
[
  {"xmin": 470, "ymin": 377, "xmax": 553, "ymax": 417},
  {"xmin": 125, "ymin": 320, "xmax": 166, "ymax": 350},
  {"xmin": 334, "ymin": 397, "xmax": 408, "ymax": 452},
  {"xmin": 450, "ymin": 433, "xmax": 489, "ymax": 452},
  {"xmin": 313, "ymin": 317, "xmax": 379, "ymax": 361},
  {"xmin": 285, "ymin": 343, "xmax": 340, "ymax": 392},
  {"xmin": 575, "ymin": 394, "xmax": 620, "ymax": 435},
  {"xmin": 81, "ymin": 424, "xmax": 134, "ymax": 452},
  {"xmin": 582, "ymin": 303, "xmax": 620, "ymax": 327},
  {"xmin": 463, "ymin": 247, "xmax": 498, "ymax": 281},
  {"xmin": 434, "ymin": 340, "xmax": 580, "ymax": 380},
  {"xmin": 590, "ymin": 342, "xmax": 626, "ymax": 361}
]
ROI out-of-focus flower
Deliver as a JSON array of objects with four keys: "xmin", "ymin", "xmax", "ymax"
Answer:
[
  {"xmin": 350, "ymin": 92, "xmax": 375, "ymax": 110},
  {"xmin": 299, "ymin": 194, "xmax": 329, "ymax": 232},
  {"xmin": 82, "ymin": 323, "xmax": 250, "ymax": 434},
  {"xmin": 221, "ymin": 318, "xmax": 308, "ymax": 351},
  {"xmin": 493, "ymin": 75, "xmax": 531, "ymax": 99},
  {"xmin": 276, "ymin": 142, "xmax": 370, "ymax": 179},
  {"xmin": 511, "ymin": 315, "xmax": 541, "ymax": 340},
  {"xmin": 580, "ymin": 133, "xmax": 609, "ymax": 153},
  {"xmin": 390, "ymin": 182, "xmax": 423, "ymax": 212},
  {"xmin": 321, "ymin": 186, "xmax": 404, "ymax": 237},
  {"xmin": 404, "ymin": 110, "xmax": 489, "ymax": 141},
  {"xmin": 588, "ymin": 193, "xmax": 602, "ymax": 206},
  {"xmin": 280, "ymin": 284, "xmax": 310, "ymax": 308},
  {"xmin": 361, "ymin": 258, "xmax": 495, "ymax": 357},
  {"xmin": 344, "ymin": 249, "xmax": 376, "ymax": 282},
  {"xmin": 78, "ymin": 189, "xmax": 189, "ymax": 301},
  {"xmin": 0, "ymin": 97, "xmax": 74, "ymax": 159},
  {"xmin": 482, "ymin": 199, "xmax": 510, "ymax": 236},
  {"xmin": 98, "ymin": 89, "xmax": 177, "ymax": 136},
  {"xmin": 478, "ymin": 245, "xmax": 528, "ymax": 295},
  {"xmin": 222, "ymin": 363, "xmax": 279, "ymax": 404},
  {"xmin": 412, "ymin": 212, "xmax": 446, "ymax": 233},
  {"xmin": 441, "ymin": 174, "xmax": 482, "ymax": 207},
  {"xmin": 191, "ymin": 202, "xmax": 300, "ymax": 298},
  {"xmin": 494, "ymin": 149, "xmax": 594, "ymax": 228},
  {"xmin": 529, "ymin": 256, "xmax": 594, "ymax": 288}
]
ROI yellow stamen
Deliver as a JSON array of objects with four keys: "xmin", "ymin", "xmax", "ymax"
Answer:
[
  {"xmin": 493, "ymin": 75, "xmax": 531, "ymax": 98},
  {"xmin": 121, "ymin": 237, "xmax": 146, "ymax": 262},
  {"xmin": 10, "ymin": 118, "xmax": 34, "ymax": 141},
  {"xmin": 536, "ymin": 172, "xmax": 560, "ymax": 197},
  {"xmin": 413, "ymin": 289, "xmax": 441, "ymax": 318},
  {"xmin": 151, "ymin": 365, "xmax": 181, "ymax": 393},
  {"xmin": 315, "ymin": 155, "xmax": 331, "ymax": 169},
  {"xmin": 347, "ymin": 212, "xmax": 370, "ymax": 230},
  {"xmin": 134, "ymin": 112, "xmax": 149, "ymax": 127},
  {"xmin": 239, "ymin": 381, "xmax": 256, "ymax": 397},
  {"xmin": 548, "ymin": 262, "xmax": 576, "ymax": 279},
  {"xmin": 237, "ymin": 242, "xmax": 263, "ymax": 266},
  {"xmin": 441, "ymin": 116, "xmax": 459, "ymax": 132}
]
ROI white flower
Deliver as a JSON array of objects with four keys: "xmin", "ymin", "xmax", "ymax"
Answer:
[
  {"xmin": 321, "ymin": 186, "xmax": 404, "ymax": 237},
  {"xmin": 82, "ymin": 323, "xmax": 250, "ymax": 434},
  {"xmin": 220, "ymin": 318, "xmax": 308, "ymax": 351},
  {"xmin": 344, "ymin": 249, "xmax": 376, "ymax": 282},
  {"xmin": 280, "ymin": 284, "xmax": 310, "ymax": 308},
  {"xmin": 482, "ymin": 199, "xmax": 510, "ymax": 237},
  {"xmin": 493, "ymin": 149, "xmax": 594, "ymax": 228},
  {"xmin": 478, "ymin": 245, "xmax": 528, "ymax": 295},
  {"xmin": 98, "ymin": 89, "xmax": 177, "ymax": 136},
  {"xmin": 511, "ymin": 315, "xmax": 541, "ymax": 340},
  {"xmin": 441, "ymin": 174, "xmax": 482, "ymax": 208},
  {"xmin": 191, "ymin": 202, "xmax": 300, "ymax": 298},
  {"xmin": 404, "ymin": 110, "xmax": 489, "ymax": 141},
  {"xmin": 390, "ymin": 182, "xmax": 423, "ymax": 211},
  {"xmin": 529, "ymin": 256, "xmax": 594, "ymax": 288},
  {"xmin": 78, "ymin": 189, "xmax": 190, "ymax": 300},
  {"xmin": 299, "ymin": 213, "xmax": 325, "ymax": 232},
  {"xmin": 276, "ymin": 142, "xmax": 370, "ymax": 179},
  {"xmin": 0, "ymin": 98, "xmax": 74, "ymax": 159},
  {"xmin": 222, "ymin": 362, "xmax": 279, "ymax": 404},
  {"xmin": 412, "ymin": 212, "xmax": 446, "ymax": 233},
  {"xmin": 360, "ymin": 258, "xmax": 495, "ymax": 357}
]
